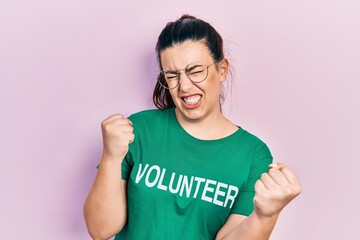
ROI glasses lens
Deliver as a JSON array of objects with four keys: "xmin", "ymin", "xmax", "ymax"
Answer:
[
  {"xmin": 157, "ymin": 63, "xmax": 210, "ymax": 89},
  {"xmin": 186, "ymin": 64, "xmax": 207, "ymax": 83},
  {"xmin": 158, "ymin": 72, "xmax": 178, "ymax": 89}
]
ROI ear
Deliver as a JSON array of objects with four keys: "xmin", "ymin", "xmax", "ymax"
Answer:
[{"xmin": 218, "ymin": 58, "xmax": 229, "ymax": 83}]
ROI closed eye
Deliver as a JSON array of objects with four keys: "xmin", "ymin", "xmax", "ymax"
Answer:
[
  {"xmin": 187, "ymin": 65, "xmax": 205, "ymax": 75},
  {"xmin": 188, "ymin": 70, "xmax": 204, "ymax": 75},
  {"xmin": 164, "ymin": 70, "xmax": 179, "ymax": 80},
  {"xmin": 167, "ymin": 76, "xmax": 179, "ymax": 80}
]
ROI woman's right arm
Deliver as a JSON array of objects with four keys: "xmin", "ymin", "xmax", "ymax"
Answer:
[{"xmin": 83, "ymin": 114, "xmax": 134, "ymax": 240}]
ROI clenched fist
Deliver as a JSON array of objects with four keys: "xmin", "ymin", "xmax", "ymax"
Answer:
[
  {"xmin": 101, "ymin": 114, "xmax": 134, "ymax": 162},
  {"xmin": 253, "ymin": 163, "xmax": 302, "ymax": 218}
]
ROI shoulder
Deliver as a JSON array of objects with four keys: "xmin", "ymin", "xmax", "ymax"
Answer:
[
  {"xmin": 236, "ymin": 128, "xmax": 272, "ymax": 159},
  {"xmin": 127, "ymin": 108, "xmax": 174, "ymax": 142},
  {"xmin": 237, "ymin": 128, "xmax": 268, "ymax": 147},
  {"xmin": 127, "ymin": 108, "xmax": 174, "ymax": 131},
  {"xmin": 128, "ymin": 108, "xmax": 171, "ymax": 122}
]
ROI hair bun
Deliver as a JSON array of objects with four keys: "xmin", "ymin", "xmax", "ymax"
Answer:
[{"xmin": 179, "ymin": 14, "xmax": 197, "ymax": 21}]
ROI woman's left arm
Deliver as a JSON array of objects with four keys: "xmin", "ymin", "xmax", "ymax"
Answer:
[{"xmin": 216, "ymin": 163, "xmax": 302, "ymax": 240}]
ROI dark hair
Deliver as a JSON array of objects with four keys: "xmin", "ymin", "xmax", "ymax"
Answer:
[{"xmin": 153, "ymin": 14, "xmax": 225, "ymax": 110}]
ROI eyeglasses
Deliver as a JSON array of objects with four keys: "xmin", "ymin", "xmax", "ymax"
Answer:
[{"xmin": 157, "ymin": 62, "xmax": 217, "ymax": 89}]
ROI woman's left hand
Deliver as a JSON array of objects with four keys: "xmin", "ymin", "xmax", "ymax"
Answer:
[{"xmin": 253, "ymin": 163, "xmax": 302, "ymax": 218}]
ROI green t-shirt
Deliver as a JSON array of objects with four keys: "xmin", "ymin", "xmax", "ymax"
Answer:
[{"xmin": 115, "ymin": 108, "xmax": 272, "ymax": 240}]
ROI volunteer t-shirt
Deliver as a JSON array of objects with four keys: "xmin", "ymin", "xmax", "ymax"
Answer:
[{"xmin": 114, "ymin": 108, "xmax": 272, "ymax": 240}]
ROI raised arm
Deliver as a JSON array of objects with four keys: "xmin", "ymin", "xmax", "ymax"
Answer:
[
  {"xmin": 83, "ymin": 114, "xmax": 134, "ymax": 240},
  {"xmin": 216, "ymin": 163, "xmax": 302, "ymax": 240}
]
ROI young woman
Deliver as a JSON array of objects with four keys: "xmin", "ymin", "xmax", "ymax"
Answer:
[{"xmin": 84, "ymin": 15, "xmax": 302, "ymax": 240}]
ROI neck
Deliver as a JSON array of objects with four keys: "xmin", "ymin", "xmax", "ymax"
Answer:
[{"xmin": 175, "ymin": 108, "xmax": 237, "ymax": 140}]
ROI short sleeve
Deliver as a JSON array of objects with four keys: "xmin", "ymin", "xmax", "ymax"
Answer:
[
  {"xmin": 121, "ymin": 114, "xmax": 136, "ymax": 181},
  {"xmin": 96, "ymin": 152, "xmax": 133, "ymax": 181},
  {"xmin": 121, "ymin": 152, "xmax": 132, "ymax": 180},
  {"xmin": 230, "ymin": 143, "xmax": 273, "ymax": 216}
]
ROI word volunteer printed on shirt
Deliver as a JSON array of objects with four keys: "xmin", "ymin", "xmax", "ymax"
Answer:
[{"xmin": 134, "ymin": 163, "xmax": 239, "ymax": 208}]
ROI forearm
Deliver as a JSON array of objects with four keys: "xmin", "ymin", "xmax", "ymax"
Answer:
[
  {"xmin": 220, "ymin": 212, "xmax": 279, "ymax": 240},
  {"xmin": 84, "ymin": 157, "xmax": 127, "ymax": 239}
]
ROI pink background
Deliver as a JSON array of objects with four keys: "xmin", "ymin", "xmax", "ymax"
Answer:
[{"xmin": 1, "ymin": 1, "xmax": 359, "ymax": 239}]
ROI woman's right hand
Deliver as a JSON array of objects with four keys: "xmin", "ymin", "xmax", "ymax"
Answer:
[{"xmin": 101, "ymin": 114, "xmax": 134, "ymax": 162}]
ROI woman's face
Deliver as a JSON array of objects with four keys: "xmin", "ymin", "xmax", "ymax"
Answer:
[{"xmin": 160, "ymin": 40, "xmax": 228, "ymax": 123}]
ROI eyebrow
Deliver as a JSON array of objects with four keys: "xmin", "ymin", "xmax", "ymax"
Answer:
[
  {"xmin": 186, "ymin": 64, "xmax": 202, "ymax": 71},
  {"xmin": 164, "ymin": 70, "xmax": 178, "ymax": 74},
  {"xmin": 164, "ymin": 64, "xmax": 203, "ymax": 74}
]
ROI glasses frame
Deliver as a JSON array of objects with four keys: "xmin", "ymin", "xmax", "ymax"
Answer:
[{"xmin": 157, "ymin": 62, "xmax": 217, "ymax": 90}]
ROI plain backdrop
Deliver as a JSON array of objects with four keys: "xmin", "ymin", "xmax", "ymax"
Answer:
[{"xmin": 1, "ymin": 0, "xmax": 359, "ymax": 239}]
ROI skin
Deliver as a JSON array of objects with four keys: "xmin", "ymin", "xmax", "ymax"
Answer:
[
  {"xmin": 161, "ymin": 40, "xmax": 302, "ymax": 239},
  {"xmin": 160, "ymin": 40, "xmax": 238, "ymax": 140},
  {"xmin": 83, "ymin": 115, "xmax": 132, "ymax": 239},
  {"xmin": 83, "ymin": 39, "xmax": 302, "ymax": 240},
  {"xmin": 216, "ymin": 163, "xmax": 302, "ymax": 240}
]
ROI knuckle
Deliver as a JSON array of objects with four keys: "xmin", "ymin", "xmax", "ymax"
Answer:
[
  {"xmin": 285, "ymin": 188, "xmax": 293, "ymax": 196},
  {"xmin": 254, "ymin": 180, "xmax": 261, "ymax": 190},
  {"xmin": 279, "ymin": 187, "xmax": 293, "ymax": 198},
  {"xmin": 294, "ymin": 185, "xmax": 302, "ymax": 195},
  {"xmin": 103, "ymin": 124, "xmax": 112, "ymax": 131},
  {"xmin": 261, "ymin": 173, "xmax": 267, "ymax": 180},
  {"xmin": 101, "ymin": 120, "xmax": 107, "ymax": 127},
  {"xmin": 112, "ymin": 113, "xmax": 123, "ymax": 119},
  {"xmin": 268, "ymin": 168, "xmax": 277, "ymax": 175}
]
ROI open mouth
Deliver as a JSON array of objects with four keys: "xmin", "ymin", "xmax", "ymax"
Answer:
[{"xmin": 182, "ymin": 94, "xmax": 202, "ymax": 105}]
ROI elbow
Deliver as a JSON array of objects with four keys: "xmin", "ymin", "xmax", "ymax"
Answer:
[
  {"xmin": 83, "ymin": 202, "xmax": 126, "ymax": 240},
  {"xmin": 87, "ymin": 230, "xmax": 103, "ymax": 240},
  {"xmin": 85, "ymin": 220, "xmax": 126, "ymax": 240},
  {"xmin": 83, "ymin": 196, "xmax": 127, "ymax": 239},
  {"xmin": 87, "ymin": 229, "xmax": 116, "ymax": 240}
]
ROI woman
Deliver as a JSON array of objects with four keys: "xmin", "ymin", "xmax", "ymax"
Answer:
[{"xmin": 84, "ymin": 15, "xmax": 302, "ymax": 240}]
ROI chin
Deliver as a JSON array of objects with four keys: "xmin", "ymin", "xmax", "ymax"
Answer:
[{"xmin": 175, "ymin": 106, "xmax": 207, "ymax": 122}]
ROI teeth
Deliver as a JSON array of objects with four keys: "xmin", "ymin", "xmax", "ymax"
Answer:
[{"xmin": 183, "ymin": 95, "xmax": 201, "ymax": 104}]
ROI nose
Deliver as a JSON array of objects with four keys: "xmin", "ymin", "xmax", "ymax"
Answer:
[{"xmin": 178, "ymin": 71, "xmax": 194, "ymax": 91}]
